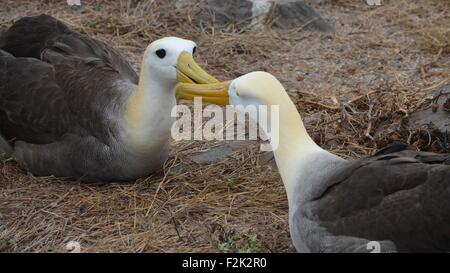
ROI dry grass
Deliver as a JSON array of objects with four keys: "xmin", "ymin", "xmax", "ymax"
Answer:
[{"xmin": 0, "ymin": 0, "xmax": 449, "ymax": 252}]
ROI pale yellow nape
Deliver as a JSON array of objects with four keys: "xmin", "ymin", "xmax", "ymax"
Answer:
[
  {"xmin": 124, "ymin": 37, "xmax": 189, "ymax": 134},
  {"xmin": 125, "ymin": 42, "xmax": 158, "ymax": 130},
  {"xmin": 235, "ymin": 71, "xmax": 316, "ymax": 147},
  {"xmin": 123, "ymin": 41, "xmax": 175, "ymax": 151},
  {"xmin": 234, "ymin": 72, "xmax": 321, "ymax": 194},
  {"xmin": 125, "ymin": 63, "xmax": 147, "ymax": 131}
]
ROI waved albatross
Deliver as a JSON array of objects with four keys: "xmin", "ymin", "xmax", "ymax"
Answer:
[
  {"xmin": 0, "ymin": 15, "xmax": 219, "ymax": 182},
  {"xmin": 176, "ymin": 71, "xmax": 450, "ymax": 252}
]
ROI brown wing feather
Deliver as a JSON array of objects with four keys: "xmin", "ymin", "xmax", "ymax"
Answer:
[
  {"xmin": 0, "ymin": 14, "xmax": 138, "ymax": 84},
  {"xmin": 0, "ymin": 15, "xmax": 138, "ymax": 144},
  {"xmin": 306, "ymin": 148, "xmax": 450, "ymax": 252},
  {"xmin": 0, "ymin": 56, "xmax": 74, "ymax": 143},
  {"xmin": 0, "ymin": 14, "xmax": 69, "ymax": 59}
]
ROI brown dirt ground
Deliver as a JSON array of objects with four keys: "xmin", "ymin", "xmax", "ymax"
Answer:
[{"xmin": 0, "ymin": 0, "xmax": 449, "ymax": 252}]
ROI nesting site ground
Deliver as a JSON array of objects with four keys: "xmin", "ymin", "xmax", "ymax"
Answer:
[{"xmin": 0, "ymin": 0, "xmax": 448, "ymax": 252}]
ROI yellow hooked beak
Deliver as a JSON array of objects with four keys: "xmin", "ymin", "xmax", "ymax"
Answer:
[
  {"xmin": 176, "ymin": 52, "xmax": 218, "ymax": 84},
  {"xmin": 175, "ymin": 81, "xmax": 231, "ymax": 106},
  {"xmin": 176, "ymin": 52, "xmax": 230, "ymax": 105}
]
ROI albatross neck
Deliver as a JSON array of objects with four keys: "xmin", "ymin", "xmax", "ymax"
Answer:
[
  {"xmin": 124, "ymin": 63, "xmax": 176, "ymax": 150},
  {"xmin": 268, "ymin": 89, "xmax": 336, "ymax": 201}
]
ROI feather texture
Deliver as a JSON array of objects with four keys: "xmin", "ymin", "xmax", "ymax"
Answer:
[
  {"xmin": 293, "ymin": 145, "xmax": 450, "ymax": 252},
  {"xmin": 0, "ymin": 15, "xmax": 169, "ymax": 181}
]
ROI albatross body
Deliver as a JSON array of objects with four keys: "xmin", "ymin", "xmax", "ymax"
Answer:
[
  {"xmin": 176, "ymin": 71, "xmax": 450, "ymax": 252},
  {"xmin": 0, "ymin": 15, "xmax": 218, "ymax": 182}
]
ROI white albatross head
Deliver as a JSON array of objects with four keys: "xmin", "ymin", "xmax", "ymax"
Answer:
[
  {"xmin": 142, "ymin": 37, "xmax": 219, "ymax": 87},
  {"xmin": 124, "ymin": 37, "xmax": 222, "ymax": 151}
]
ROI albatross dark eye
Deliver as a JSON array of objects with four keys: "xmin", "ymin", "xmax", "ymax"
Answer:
[
  {"xmin": 155, "ymin": 49, "xmax": 166, "ymax": 59},
  {"xmin": 192, "ymin": 46, "xmax": 197, "ymax": 55}
]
